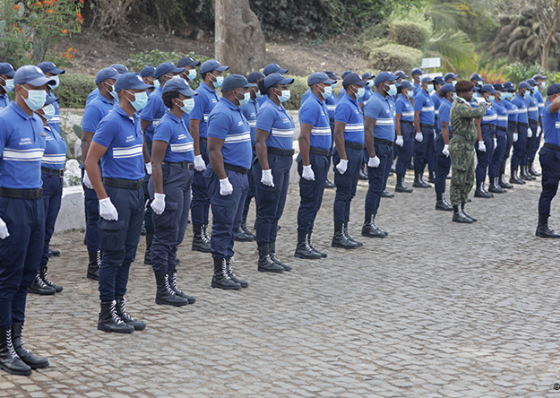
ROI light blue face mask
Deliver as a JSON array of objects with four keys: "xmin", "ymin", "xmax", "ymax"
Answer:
[
  {"xmin": 541, "ymin": 82, "xmax": 547, "ymax": 89},
  {"xmin": 21, "ymin": 87, "xmax": 47, "ymax": 111},
  {"xmin": 172, "ymin": 75, "xmax": 182, "ymax": 80},
  {"xmin": 500, "ymin": 92, "xmax": 508, "ymax": 100},
  {"xmin": 532, "ymin": 86, "xmax": 538, "ymax": 94},
  {"xmin": 237, "ymin": 90, "xmax": 250, "ymax": 106},
  {"xmin": 332, "ymin": 81, "xmax": 338, "ymax": 89},
  {"xmin": 321, "ymin": 85, "xmax": 333, "ymax": 99},
  {"xmin": 256, "ymin": 90, "xmax": 264, "ymax": 99},
  {"xmin": 452, "ymin": 80, "xmax": 457, "ymax": 87},
  {"xmin": 523, "ymin": 90, "xmax": 530, "ymax": 98},
  {"xmin": 41, "ymin": 104, "xmax": 56, "ymax": 120},
  {"xmin": 277, "ymin": 89, "xmax": 291, "ymax": 103},
  {"xmin": 127, "ymin": 91, "xmax": 148, "ymax": 111},
  {"xmin": 356, "ymin": 87, "xmax": 365, "ymax": 99},
  {"xmin": 107, "ymin": 83, "xmax": 118, "ymax": 99},
  {"xmin": 1, "ymin": 78, "xmax": 14, "ymax": 93},
  {"xmin": 386, "ymin": 84, "xmax": 397, "ymax": 97},
  {"xmin": 48, "ymin": 75, "xmax": 60, "ymax": 90},
  {"xmin": 426, "ymin": 84, "xmax": 434, "ymax": 93},
  {"xmin": 453, "ymin": 93, "xmax": 458, "ymax": 100},
  {"xmin": 487, "ymin": 95, "xmax": 495, "ymax": 102},
  {"xmin": 179, "ymin": 98, "xmax": 195, "ymax": 114},
  {"xmin": 153, "ymin": 80, "xmax": 161, "ymax": 89},
  {"xmin": 213, "ymin": 76, "xmax": 224, "ymax": 88},
  {"xmin": 188, "ymin": 69, "xmax": 197, "ymax": 81}
]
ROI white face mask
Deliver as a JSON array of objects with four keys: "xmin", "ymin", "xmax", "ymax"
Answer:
[{"xmin": 0, "ymin": 78, "xmax": 14, "ymax": 93}]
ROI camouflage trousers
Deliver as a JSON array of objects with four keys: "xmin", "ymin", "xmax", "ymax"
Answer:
[{"xmin": 449, "ymin": 139, "xmax": 475, "ymax": 207}]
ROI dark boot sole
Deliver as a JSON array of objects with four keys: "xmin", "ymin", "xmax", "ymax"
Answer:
[
  {"xmin": 435, "ymin": 206, "xmax": 453, "ymax": 211},
  {"xmin": 235, "ymin": 236, "xmax": 254, "ymax": 242},
  {"xmin": 257, "ymin": 267, "xmax": 284, "ymax": 273},
  {"xmin": 87, "ymin": 274, "xmax": 99, "ymax": 281},
  {"xmin": 211, "ymin": 282, "xmax": 242, "ymax": 290},
  {"xmin": 27, "ymin": 289, "xmax": 55, "ymax": 296},
  {"xmin": 97, "ymin": 325, "xmax": 134, "ymax": 334},
  {"xmin": 395, "ymin": 188, "xmax": 413, "ymax": 193},
  {"xmin": 331, "ymin": 242, "xmax": 358, "ymax": 249},
  {"xmin": 155, "ymin": 298, "xmax": 189, "ymax": 307},
  {"xmin": 536, "ymin": 232, "xmax": 560, "ymax": 238},
  {"xmin": 192, "ymin": 245, "xmax": 212, "ymax": 253},
  {"xmin": 452, "ymin": 218, "xmax": 473, "ymax": 223},
  {"xmin": 23, "ymin": 359, "xmax": 49, "ymax": 370},
  {"xmin": 294, "ymin": 253, "xmax": 322, "ymax": 260},
  {"xmin": 0, "ymin": 364, "xmax": 32, "ymax": 376}
]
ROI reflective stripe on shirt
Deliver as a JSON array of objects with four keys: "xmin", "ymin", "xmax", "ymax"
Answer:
[
  {"xmin": 113, "ymin": 144, "xmax": 143, "ymax": 159},
  {"xmin": 170, "ymin": 142, "xmax": 194, "ymax": 152},
  {"xmin": 311, "ymin": 127, "xmax": 331, "ymax": 135},
  {"xmin": 224, "ymin": 132, "xmax": 251, "ymax": 143},
  {"xmin": 271, "ymin": 128, "xmax": 294, "ymax": 137},
  {"xmin": 3, "ymin": 148, "xmax": 44, "ymax": 161}
]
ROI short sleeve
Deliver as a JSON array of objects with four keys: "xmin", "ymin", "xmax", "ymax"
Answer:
[
  {"xmin": 413, "ymin": 95, "xmax": 424, "ymax": 112},
  {"xmin": 334, "ymin": 102, "xmax": 353, "ymax": 124},
  {"xmin": 207, "ymin": 111, "xmax": 230, "ymax": 140},
  {"xmin": 140, "ymin": 94, "xmax": 162, "ymax": 122},
  {"xmin": 82, "ymin": 103, "xmax": 102, "ymax": 133},
  {"xmin": 256, "ymin": 106, "xmax": 276, "ymax": 132},
  {"xmin": 152, "ymin": 119, "xmax": 173, "ymax": 144},
  {"xmin": 395, "ymin": 99, "xmax": 404, "ymax": 114},
  {"xmin": 299, "ymin": 102, "xmax": 318, "ymax": 127},
  {"xmin": 189, "ymin": 92, "xmax": 206, "ymax": 121},
  {"xmin": 0, "ymin": 111, "xmax": 9, "ymax": 153},
  {"xmin": 364, "ymin": 99, "xmax": 381, "ymax": 120},
  {"xmin": 92, "ymin": 116, "xmax": 116, "ymax": 148},
  {"xmin": 440, "ymin": 105, "xmax": 451, "ymax": 123}
]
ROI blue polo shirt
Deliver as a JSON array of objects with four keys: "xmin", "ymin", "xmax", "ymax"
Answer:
[
  {"xmin": 153, "ymin": 112, "xmax": 194, "ymax": 163},
  {"xmin": 140, "ymin": 86, "xmax": 166, "ymax": 144},
  {"xmin": 502, "ymin": 99, "xmax": 518, "ymax": 124},
  {"xmin": 325, "ymin": 93, "xmax": 337, "ymax": 119},
  {"xmin": 85, "ymin": 88, "xmax": 99, "ymax": 106},
  {"xmin": 437, "ymin": 98, "xmax": 452, "ymax": 133},
  {"xmin": 256, "ymin": 97, "xmax": 294, "ymax": 150},
  {"xmin": 240, "ymin": 98, "xmax": 259, "ymax": 145},
  {"xmin": 525, "ymin": 94, "xmax": 539, "ymax": 122},
  {"xmin": 543, "ymin": 104, "xmax": 560, "ymax": 146},
  {"xmin": 207, "ymin": 98, "xmax": 252, "ymax": 169},
  {"xmin": 431, "ymin": 91, "xmax": 441, "ymax": 118},
  {"xmin": 364, "ymin": 91, "xmax": 395, "ymax": 141},
  {"xmin": 299, "ymin": 93, "xmax": 331, "ymax": 150},
  {"xmin": 301, "ymin": 89, "xmax": 311, "ymax": 107},
  {"xmin": 336, "ymin": 88, "xmax": 346, "ymax": 102},
  {"xmin": 46, "ymin": 91, "xmax": 60, "ymax": 134},
  {"xmin": 414, "ymin": 90, "xmax": 435, "ymax": 125},
  {"xmin": 0, "ymin": 103, "xmax": 46, "ymax": 189},
  {"xmin": 41, "ymin": 125, "xmax": 67, "ymax": 170},
  {"xmin": 92, "ymin": 106, "xmax": 144, "ymax": 181},
  {"xmin": 481, "ymin": 102, "xmax": 497, "ymax": 126},
  {"xmin": 412, "ymin": 81, "xmax": 422, "ymax": 98},
  {"xmin": 492, "ymin": 100, "xmax": 508, "ymax": 129},
  {"xmin": 82, "ymin": 94, "xmax": 115, "ymax": 134},
  {"xmin": 512, "ymin": 94, "xmax": 528, "ymax": 124},
  {"xmin": 0, "ymin": 93, "xmax": 10, "ymax": 110},
  {"xmin": 190, "ymin": 82, "xmax": 220, "ymax": 139},
  {"xmin": 335, "ymin": 94, "xmax": 364, "ymax": 144},
  {"xmin": 395, "ymin": 94, "xmax": 414, "ymax": 122},
  {"xmin": 358, "ymin": 86, "xmax": 373, "ymax": 106},
  {"xmin": 535, "ymin": 90, "xmax": 545, "ymax": 118}
]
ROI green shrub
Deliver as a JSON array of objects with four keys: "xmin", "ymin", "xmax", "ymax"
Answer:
[
  {"xmin": 56, "ymin": 73, "xmax": 97, "ymax": 108},
  {"xmin": 504, "ymin": 62, "xmax": 548, "ymax": 84},
  {"xmin": 368, "ymin": 43, "xmax": 423, "ymax": 72},
  {"xmin": 389, "ymin": 20, "xmax": 430, "ymax": 49},
  {"xmin": 283, "ymin": 75, "xmax": 309, "ymax": 111}
]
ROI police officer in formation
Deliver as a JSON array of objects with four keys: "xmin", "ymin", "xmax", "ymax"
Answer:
[
  {"xmin": 511, "ymin": 81, "xmax": 531, "ymax": 184},
  {"xmin": 413, "ymin": 75, "xmax": 436, "ymax": 188},
  {"xmin": 500, "ymin": 81, "xmax": 518, "ymax": 188},
  {"xmin": 531, "ymin": 74, "xmax": 547, "ymax": 177},
  {"xmin": 525, "ymin": 78, "xmax": 541, "ymax": 180},
  {"xmin": 394, "ymin": 80, "xmax": 415, "ymax": 193},
  {"xmin": 473, "ymin": 84, "xmax": 498, "ymax": 198},
  {"xmin": 0, "ymin": 63, "xmax": 15, "ymax": 110},
  {"xmin": 488, "ymin": 83, "xmax": 509, "ymax": 194}
]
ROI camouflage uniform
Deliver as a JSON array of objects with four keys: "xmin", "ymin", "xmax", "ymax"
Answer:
[{"xmin": 449, "ymin": 98, "xmax": 489, "ymax": 206}]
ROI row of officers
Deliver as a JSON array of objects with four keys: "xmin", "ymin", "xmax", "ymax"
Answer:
[{"xmin": 0, "ymin": 59, "xmax": 559, "ymax": 376}]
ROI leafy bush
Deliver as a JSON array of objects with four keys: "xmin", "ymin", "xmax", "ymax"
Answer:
[
  {"xmin": 283, "ymin": 75, "xmax": 309, "ymax": 111},
  {"xmin": 389, "ymin": 20, "xmax": 430, "ymax": 49},
  {"xmin": 56, "ymin": 73, "xmax": 97, "ymax": 108},
  {"xmin": 368, "ymin": 43, "xmax": 423, "ymax": 72},
  {"xmin": 478, "ymin": 66, "xmax": 510, "ymax": 84},
  {"xmin": 504, "ymin": 62, "xmax": 548, "ymax": 84}
]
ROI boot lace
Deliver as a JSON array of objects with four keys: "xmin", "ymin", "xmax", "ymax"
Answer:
[
  {"xmin": 164, "ymin": 274, "xmax": 176, "ymax": 295},
  {"xmin": 202, "ymin": 225, "xmax": 211, "ymax": 243},
  {"xmin": 111, "ymin": 301, "xmax": 126, "ymax": 325},
  {"xmin": 6, "ymin": 329, "xmax": 18, "ymax": 358},
  {"xmin": 169, "ymin": 272, "xmax": 184, "ymax": 295},
  {"xmin": 97, "ymin": 250, "xmax": 102, "ymax": 266},
  {"xmin": 35, "ymin": 275, "xmax": 50, "ymax": 288},
  {"xmin": 221, "ymin": 258, "xmax": 231, "ymax": 279}
]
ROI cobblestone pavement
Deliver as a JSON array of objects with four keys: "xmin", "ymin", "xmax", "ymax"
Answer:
[{"xmin": 4, "ymin": 169, "xmax": 560, "ymax": 398}]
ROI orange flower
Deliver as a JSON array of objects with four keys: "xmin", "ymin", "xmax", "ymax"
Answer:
[
  {"xmin": 35, "ymin": 2, "xmax": 43, "ymax": 6},
  {"xmin": 61, "ymin": 29, "xmax": 68, "ymax": 34},
  {"xmin": 47, "ymin": 9, "xmax": 53, "ymax": 13},
  {"xmin": 79, "ymin": 0, "xmax": 84, "ymax": 3}
]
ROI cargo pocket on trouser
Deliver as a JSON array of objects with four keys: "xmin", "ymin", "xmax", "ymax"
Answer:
[{"xmin": 98, "ymin": 219, "xmax": 127, "ymax": 252}]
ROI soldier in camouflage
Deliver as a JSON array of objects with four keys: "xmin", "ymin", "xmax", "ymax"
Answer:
[{"xmin": 449, "ymin": 80, "xmax": 491, "ymax": 223}]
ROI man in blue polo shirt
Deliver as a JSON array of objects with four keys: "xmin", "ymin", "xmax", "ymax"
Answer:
[
  {"xmin": 259, "ymin": 63, "xmax": 289, "ymax": 106},
  {"xmin": 177, "ymin": 56, "xmax": 201, "ymax": 84},
  {"xmin": 0, "ymin": 63, "xmax": 15, "ymax": 110},
  {"xmin": 140, "ymin": 66, "xmax": 156, "ymax": 93},
  {"xmin": 511, "ymin": 81, "xmax": 531, "ymax": 184},
  {"xmin": 413, "ymin": 76, "xmax": 436, "ymax": 188},
  {"xmin": 433, "ymin": 83, "xmax": 455, "ymax": 211},
  {"xmin": 488, "ymin": 83, "xmax": 509, "ymax": 194},
  {"xmin": 444, "ymin": 72, "xmax": 459, "ymax": 86},
  {"xmin": 205, "ymin": 74, "xmax": 254, "ymax": 290},
  {"xmin": 359, "ymin": 72, "xmax": 374, "ymax": 110},
  {"xmin": 332, "ymin": 73, "xmax": 366, "ymax": 249},
  {"xmin": 189, "ymin": 59, "xmax": 228, "ymax": 253},
  {"xmin": 0, "ymin": 65, "xmax": 54, "ymax": 375},
  {"xmin": 524, "ymin": 78, "xmax": 541, "ymax": 181},
  {"xmin": 536, "ymin": 83, "xmax": 560, "ymax": 238},
  {"xmin": 294, "ymin": 72, "xmax": 334, "ymax": 260},
  {"xmin": 501, "ymin": 81, "xmax": 518, "ymax": 187},
  {"xmin": 410, "ymin": 68, "xmax": 424, "ymax": 100},
  {"xmin": 85, "ymin": 63, "xmax": 127, "ymax": 106},
  {"xmin": 336, "ymin": 70, "xmax": 353, "ymax": 102},
  {"xmin": 394, "ymin": 80, "xmax": 415, "ymax": 193},
  {"xmin": 362, "ymin": 71, "xmax": 397, "ymax": 238},
  {"xmin": 530, "ymin": 73, "xmax": 547, "ymax": 177},
  {"xmin": 81, "ymin": 67, "xmax": 120, "ymax": 280},
  {"xmin": 38, "ymin": 62, "xmax": 64, "ymax": 135},
  {"xmin": 86, "ymin": 72, "xmax": 153, "ymax": 334}
]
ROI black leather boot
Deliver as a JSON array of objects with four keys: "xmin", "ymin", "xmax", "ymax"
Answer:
[
  {"xmin": 49, "ymin": 249, "xmax": 60, "ymax": 257},
  {"xmin": 536, "ymin": 214, "xmax": 560, "ymax": 238},
  {"xmin": 509, "ymin": 169, "xmax": 525, "ymax": 184},
  {"xmin": 308, "ymin": 231, "xmax": 327, "ymax": 258},
  {"xmin": 11, "ymin": 323, "xmax": 48, "ymax": 369},
  {"xmin": 192, "ymin": 224, "xmax": 211, "ymax": 252},
  {"xmin": 0, "ymin": 327, "xmax": 31, "ymax": 376},
  {"xmin": 226, "ymin": 257, "xmax": 249, "ymax": 287},
  {"xmin": 362, "ymin": 212, "xmax": 388, "ymax": 238},
  {"xmin": 269, "ymin": 242, "xmax": 291, "ymax": 271},
  {"xmin": 28, "ymin": 274, "xmax": 55, "ymax": 295},
  {"xmin": 461, "ymin": 203, "xmax": 477, "ymax": 222},
  {"xmin": 97, "ymin": 301, "xmax": 134, "ymax": 334},
  {"xmin": 144, "ymin": 232, "xmax": 153, "ymax": 265},
  {"xmin": 499, "ymin": 173, "xmax": 513, "ymax": 189},
  {"xmin": 211, "ymin": 258, "xmax": 242, "ymax": 290},
  {"xmin": 155, "ymin": 273, "xmax": 189, "ymax": 307},
  {"xmin": 168, "ymin": 270, "xmax": 196, "ymax": 303},
  {"xmin": 520, "ymin": 165, "xmax": 535, "ymax": 181},
  {"xmin": 395, "ymin": 175, "xmax": 413, "ymax": 193},
  {"xmin": 427, "ymin": 171, "xmax": 435, "ymax": 184},
  {"xmin": 359, "ymin": 164, "xmax": 368, "ymax": 180},
  {"xmin": 435, "ymin": 192, "xmax": 453, "ymax": 211},
  {"xmin": 474, "ymin": 180, "xmax": 492, "ymax": 198},
  {"xmin": 344, "ymin": 221, "xmax": 363, "ymax": 247},
  {"xmin": 452, "ymin": 205, "xmax": 472, "ymax": 223},
  {"xmin": 39, "ymin": 266, "xmax": 62, "ymax": 293},
  {"xmin": 528, "ymin": 160, "xmax": 541, "ymax": 176},
  {"xmin": 87, "ymin": 250, "xmax": 100, "ymax": 280},
  {"xmin": 413, "ymin": 172, "xmax": 431, "ymax": 188},
  {"xmin": 488, "ymin": 177, "xmax": 506, "ymax": 193},
  {"xmin": 235, "ymin": 213, "xmax": 255, "ymax": 242},
  {"xmin": 332, "ymin": 221, "xmax": 358, "ymax": 249},
  {"xmin": 115, "ymin": 296, "xmax": 146, "ymax": 330},
  {"xmin": 381, "ymin": 190, "xmax": 394, "ymax": 198},
  {"xmin": 325, "ymin": 177, "xmax": 335, "ymax": 189},
  {"xmin": 294, "ymin": 231, "xmax": 322, "ymax": 260},
  {"xmin": 258, "ymin": 244, "xmax": 284, "ymax": 272}
]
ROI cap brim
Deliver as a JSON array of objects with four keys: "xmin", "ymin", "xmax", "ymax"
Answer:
[
  {"xmin": 45, "ymin": 96, "xmax": 59, "ymax": 105},
  {"xmin": 120, "ymin": 82, "xmax": 154, "ymax": 91},
  {"xmin": 278, "ymin": 77, "xmax": 294, "ymax": 85},
  {"xmin": 353, "ymin": 80, "xmax": 367, "ymax": 86},
  {"xmin": 278, "ymin": 68, "xmax": 289, "ymax": 74},
  {"xmin": 177, "ymin": 87, "xmax": 199, "ymax": 97},
  {"xmin": 50, "ymin": 68, "xmax": 65, "ymax": 75},
  {"xmin": 26, "ymin": 77, "xmax": 57, "ymax": 87},
  {"xmin": 242, "ymin": 83, "xmax": 257, "ymax": 88},
  {"xmin": 216, "ymin": 66, "xmax": 229, "ymax": 72},
  {"xmin": 4, "ymin": 70, "xmax": 15, "ymax": 78}
]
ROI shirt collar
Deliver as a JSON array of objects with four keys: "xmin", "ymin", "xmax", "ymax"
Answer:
[
  {"xmin": 9, "ymin": 102, "xmax": 34, "ymax": 121},
  {"xmin": 221, "ymin": 97, "xmax": 240, "ymax": 112},
  {"xmin": 115, "ymin": 106, "xmax": 137, "ymax": 123},
  {"xmin": 166, "ymin": 111, "xmax": 181, "ymax": 123},
  {"xmin": 200, "ymin": 82, "xmax": 216, "ymax": 95},
  {"xmin": 373, "ymin": 91, "xmax": 390, "ymax": 103},
  {"xmin": 264, "ymin": 96, "xmax": 285, "ymax": 111}
]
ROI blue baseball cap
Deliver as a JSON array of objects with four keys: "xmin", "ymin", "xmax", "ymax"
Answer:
[
  {"xmin": 421, "ymin": 76, "xmax": 434, "ymax": 85},
  {"xmin": 527, "ymin": 78, "xmax": 538, "ymax": 86},
  {"xmin": 45, "ymin": 95, "xmax": 59, "ymax": 106},
  {"xmin": 324, "ymin": 71, "xmax": 339, "ymax": 81},
  {"xmin": 518, "ymin": 81, "xmax": 531, "ymax": 90},
  {"xmin": 343, "ymin": 73, "xmax": 367, "ymax": 88},
  {"xmin": 398, "ymin": 80, "xmax": 413, "ymax": 90},
  {"xmin": 38, "ymin": 61, "xmax": 65, "ymax": 75},
  {"xmin": 95, "ymin": 67, "xmax": 120, "ymax": 85},
  {"xmin": 0, "ymin": 63, "xmax": 15, "ymax": 78},
  {"xmin": 503, "ymin": 81, "xmax": 515, "ymax": 91},
  {"xmin": 493, "ymin": 83, "xmax": 505, "ymax": 91},
  {"xmin": 263, "ymin": 73, "xmax": 294, "ymax": 90},
  {"xmin": 434, "ymin": 76, "xmax": 445, "ymax": 85},
  {"xmin": 110, "ymin": 64, "xmax": 129, "ymax": 74},
  {"xmin": 200, "ymin": 59, "xmax": 229, "ymax": 74},
  {"xmin": 221, "ymin": 74, "xmax": 256, "ymax": 92},
  {"xmin": 140, "ymin": 66, "xmax": 156, "ymax": 78},
  {"xmin": 308, "ymin": 72, "xmax": 335, "ymax": 86},
  {"xmin": 470, "ymin": 73, "xmax": 484, "ymax": 81},
  {"xmin": 14, "ymin": 65, "xmax": 56, "ymax": 87},
  {"xmin": 395, "ymin": 70, "xmax": 409, "ymax": 79},
  {"xmin": 155, "ymin": 62, "xmax": 184, "ymax": 79},
  {"xmin": 473, "ymin": 86, "xmax": 480, "ymax": 92},
  {"xmin": 177, "ymin": 57, "xmax": 201, "ymax": 68},
  {"xmin": 263, "ymin": 63, "xmax": 288, "ymax": 76},
  {"xmin": 547, "ymin": 84, "xmax": 560, "ymax": 96},
  {"xmin": 444, "ymin": 72, "xmax": 459, "ymax": 81},
  {"xmin": 533, "ymin": 74, "xmax": 547, "ymax": 80},
  {"xmin": 114, "ymin": 72, "xmax": 154, "ymax": 92},
  {"xmin": 341, "ymin": 70, "xmax": 353, "ymax": 79},
  {"xmin": 247, "ymin": 71, "xmax": 265, "ymax": 83},
  {"xmin": 411, "ymin": 68, "xmax": 424, "ymax": 76},
  {"xmin": 441, "ymin": 83, "xmax": 456, "ymax": 93},
  {"xmin": 162, "ymin": 78, "xmax": 198, "ymax": 97},
  {"xmin": 480, "ymin": 84, "xmax": 497, "ymax": 94},
  {"xmin": 362, "ymin": 72, "xmax": 374, "ymax": 80},
  {"xmin": 374, "ymin": 72, "xmax": 397, "ymax": 86}
]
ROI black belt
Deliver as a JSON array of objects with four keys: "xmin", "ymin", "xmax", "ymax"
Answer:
[
  {"xmin": 345, "ymin": 141, "xmax": 364, "ymax": 150},
  {"xmin": 0, "ymin": 187, "xmax": 43, "ymax": 200},
  {"xmin": 199, "ymin": 137, "xmax": 207, "ymax": 143},
  {"xmin": 163, "ymin": 161, "xmax": 194, "ymax": 170},
  {"xmin": 508, "ymin": 121, "xmax": 517, "ymax": 126},
  {"xmin": 518, "ymin": 122, "xmax": 529, "ymax": 127},
  {"xmin": 103, "ymin": 178, "xmax": 144, "ymax": 190},
  {"xmin": 482, "ymin": 124, "xmax": 497, "ymax": 129},
  {"xmin": 224, "ymin": 163, "xmax": 249, "ymax": 175},
  {"xmin": 309, "ymin": 147, "xmax": 330, "ymax": 156},
  {"xmin": 529, "ymin": 119, "xmax": 538, "ymax": 124},
  {"xmin": 375, "ymin": 138, "xmax": 393, "ymax": 147},
  {"xmin": 496, "ymin": 126, "xmax": 507, "ymax": 131},
  {"xmin": 401, "ymin": 120, "xmax": 413, "ymax": 125},
  {"xmin": 41, "ymin": 167, "xmax": 64, "ymax": 177},
  {"xmin": 252, "ymin": 144, "xmax": 256, "ymax": 151},
  {"xmin": 268, "ymin": 147, "xmax": 295, "ymax": 156},
  {"xmin": 544, "ymin": 143, "xmax": 560, "ymax": 152},
  {"xmin": 420, "ymin": 123, "xmax": 434, "ymax": 129}
]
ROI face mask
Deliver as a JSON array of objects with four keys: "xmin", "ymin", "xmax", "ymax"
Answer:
[
  {"xmin": 426, "ymin": 84, "xmax": 434, "ymax": 93},
  {"xmin": 126, "ymin": 91, "xmax": 148, "ymax": 111},
  {"xmin": 532, "ymin": 86, "xmax": 538, "ymax": 94},
  {"xmin": 541, "ymin": 82, "xmax": 547, "ymax": 89},
  {"xmin": 500, "ymin": 92, "xmax": 508, "ymax": 100},
  {"xmin": 256, "ymin": 90, "xmax": 263, "ymax": 99},
  {"xmin": 408, "ymin": 92, "xmax": 415, "ymax": 100},
  {"xmin": 178, "ymin": 98, "xmax": 195, "ymax": 114},
  {"xmin": 477, "ymin": 81, "xmax": 483, "ymax": 86},
  {"xmin": 107, "ymin": 83, "xmax": 118, "ymax": 99},
  {"xmin": 48, "ymin": 75, "xmax": 60, "ymax": 90},
  {"xmin": 452, "ymin": 80, "xmax": 457, "ymax": 86},
  {"xmin": 487, "ymin": 95, "xmax": 495, "ymax": 103},
  {"xmin": 523, "ymin": 90, "xmax": 530, "ymax": 98},
  {"xmin": 386, "ymin": 84, "xmax": 397, "ymax": 97},
  {"xmin": 237, "ymin": 91, "xmax": 250, "ymax": 106},
  {"xmin": 367, "ymin": 79, "xmax": 374, "ymax": 88},
  {"xmin": 172, "ymin": 75, "xmax": 182, "ymax": 80},
  {"xmin": 277, "ymin": 89, "xmax": 291, "ymax": 103},
  {"xmin": 321, "ymin": 85, "xmax": 333, "ymax": 99},
  {"xmin": 41, "ymin": 104, "xmax": 56, "ymax": 120},
  {"xmin": 453, "ymin": 93, "xmax": 458, "ymax": 100},
  {"xmin": 356, "ymin": 87, "xmax": 365, "ymax": 99},
  {"xmin": 21, "ymin": 87, "xmax": 47, "ymax": 111},
  {"xmin": 332, "ymin": 81, "xmax": 338, "ymax": 89},
  {"xmin": 188, "ymin": 69, "xmax": 197, "ymax": 81},
  {"xmin": 212, "ymin": 76, "xmax": 224, "ymax": 88},
  {"xmin": 0, "ymin": 78, "xmax": 14, "ymax": 93},
  {"xmin": 153, "ymin": 80, "xmax": 161, "ymax": 89}
]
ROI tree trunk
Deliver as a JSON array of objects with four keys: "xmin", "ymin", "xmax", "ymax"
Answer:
[
  {"xmin": 213, "ymin": 0, "xmax": 266, "ymax": 75},
  {"xmin": 542, "ymin": 36, "xmax": 551, "ymax": 70}
]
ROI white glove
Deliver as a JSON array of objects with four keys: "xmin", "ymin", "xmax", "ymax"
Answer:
[
  {"xmin": 527, "ymin": 128, "xmax": 533, "ymax": 138},
  {"xmin": 513, "ymin": 133, "xmax": 519, "ymax": 142},
  {"xmin": 368, "ymin": 156, "xmax": 380, "ymax": 168},
  {"xmin": 194, "ymin": 155, "xmax": 206, "ymax": 171},
  {"xmin": 478, "ymin": 140, "xmax": 486, "ymax": 152},
  {"xmin": 336, "ymin": 159, "xmax": 348, "ymax": 174},
  {"xmin": 99, "ymin": 197, "xmax": 118, "ymax": 221},
  {"xmin": 150, "ymin": 193, "xmax": 165, "ymax": 215},
  {"xmin": 302, "ymin": 165, "xmax": 315, "ymax": 181},
  {"xmin": 537, "ymin": 126, "xmax": 542, "ymax": 137},
  {"xmin": 83, "ymin": 170, "xmax": 94, "ymax": 189},
  {"xmin": 493, "ymin": 138, "xmax": 498, "ymax": 149},
  {"xmin": 415, "ymin": 132, "xmax": 423, "ymax": 142},
  {"xmin": 261, "ymin": 169, "xmax": 274, "ymax": 187},
  {"xmin": 0, "ymin": 217, "xmax": 10, "ymax": 239},
  {"xmin": 219, "ymin": 177, "xmax": 233, "ymax": 195},
  {"xmin": 145, "ymin": 162, "xmax": 152, "ymax": 175},
  {"xmin": 395, "ymin": 135, "xmax": 404, "ymax": 147},
  {"xmin": 442, "ymin": 145, "xmax": 449, "ymax": 157}
]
